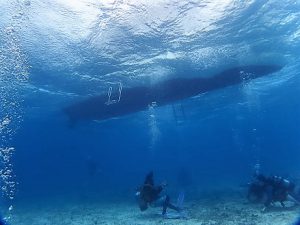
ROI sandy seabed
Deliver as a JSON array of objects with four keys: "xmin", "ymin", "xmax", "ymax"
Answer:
[{"xmin": 8, "ymin": 193, "xmax": 299, "ymax": 225}]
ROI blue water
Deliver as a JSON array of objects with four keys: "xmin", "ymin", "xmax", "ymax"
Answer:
[{"xmin": 1, "ymin": 0, "xmax": 300, "ymax": 224}]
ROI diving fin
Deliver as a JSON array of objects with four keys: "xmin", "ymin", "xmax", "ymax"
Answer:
[
  {"xmin": 287, "ymin": 194, "xmax": 300, "ymax": 205},
  {"xmin": 164, "ymin": 191, "xmax": 189, "ymax": 219}
]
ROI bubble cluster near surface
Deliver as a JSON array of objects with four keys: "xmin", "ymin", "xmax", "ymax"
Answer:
[{"xmin": 0, "ymin": 0, "xmax": 30, "ymax": 211}]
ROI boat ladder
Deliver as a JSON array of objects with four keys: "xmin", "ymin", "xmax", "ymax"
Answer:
[{"xmin": 105, "ymin": 82, "xmax": 123, "ymax": 105}]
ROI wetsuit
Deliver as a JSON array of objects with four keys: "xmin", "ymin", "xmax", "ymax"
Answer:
[
  {"xmin": 137, "ymin": 172, "xmax": 180, "ymax": 215},
  {"xmin": 250, "ymin": 174, "xmax": 296, "ymax": 207}
]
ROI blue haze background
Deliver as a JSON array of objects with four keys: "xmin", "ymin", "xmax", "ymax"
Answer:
[{"xmin": 0, "ymin": 0, "xmax": 300, "ymax": 217}]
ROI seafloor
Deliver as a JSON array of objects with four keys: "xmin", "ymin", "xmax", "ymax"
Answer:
[{"xmin": 9, "ymin": 191, "xmax": 299, "ymax": 225}]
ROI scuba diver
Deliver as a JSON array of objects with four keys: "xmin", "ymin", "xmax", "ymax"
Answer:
[
  {"xmin": 135, "ymin": 171, "xmax": 182, "ymax": 217},
  {"xmin": 247, "ymin": 173, "xmax": 299, "ymax": 211}
]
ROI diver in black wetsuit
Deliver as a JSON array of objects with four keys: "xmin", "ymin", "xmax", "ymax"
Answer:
[
  {"xmin": 135, "ymin": 172, "xmax": 181, "ymax": 216},
  {"xmin": 247, "ymin": 174, "xmax": 299, "ymax": 211}
]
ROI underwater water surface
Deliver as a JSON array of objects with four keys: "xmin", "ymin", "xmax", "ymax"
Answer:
[{"xmin": 1, "ymin": 0, "xmax": 300, "ymax": 224}]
